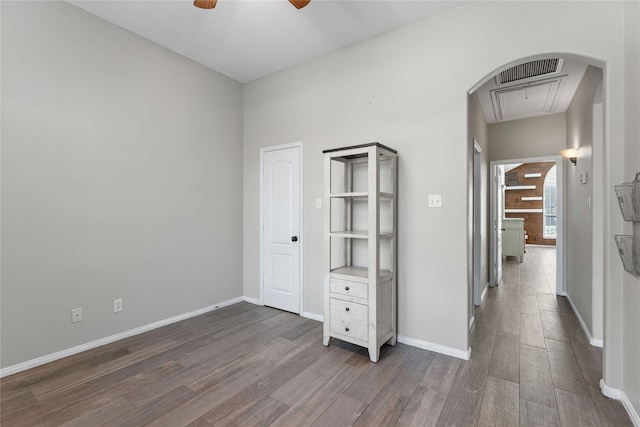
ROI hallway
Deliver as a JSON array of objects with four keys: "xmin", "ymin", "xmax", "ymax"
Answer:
[{"xmin": 472, "ymin": 246, "xmax": 631, "ymax": 426}]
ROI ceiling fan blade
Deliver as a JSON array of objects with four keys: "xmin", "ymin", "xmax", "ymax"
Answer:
[
  {"xmin": 194, "ymin": 0, "xmax": 217, "ymax": 9},
  {"xmin": 289, "ymin": 0, "xmax": 311, "ymax": 9}
]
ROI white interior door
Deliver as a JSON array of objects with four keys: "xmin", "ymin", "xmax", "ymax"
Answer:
[{"xmin": 262, "ymin": 146, "xmax": 301, "ymax": 314}]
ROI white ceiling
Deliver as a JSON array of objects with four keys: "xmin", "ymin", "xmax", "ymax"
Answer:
[{"xmin": 69, "ymin": 0, "xmax": 462, "ymax": 83}]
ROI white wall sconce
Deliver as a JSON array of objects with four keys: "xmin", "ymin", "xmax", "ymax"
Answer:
[{"xmin": 561, "ymin": 148, "xmax": 579, "ymax": 166}]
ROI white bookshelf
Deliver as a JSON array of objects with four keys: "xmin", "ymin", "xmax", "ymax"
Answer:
[{"xmin": 322, "ymin": 143, "xmax": 397, "ymax": 362}]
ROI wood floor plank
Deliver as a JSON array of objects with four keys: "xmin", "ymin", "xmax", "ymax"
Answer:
[
  {"xmin": 0, "ymin": 346, "xmax": 131, "ymax": 399},
  {"xmin": 310, "ymin": 394, "xmax": 367, "ymax": 427},
  {"xmin": 475, "ymin": 289, "xmax": 503, "ymax": 326},
  {"xmin": 210, "ymin": 396, "xmax": 290, "ymax": 427},
  {"xmin": 201, "ymin": 345, "xmax": 322, "ymax": 425},
  {"xmin": 342, "ymin": 344, "xmax": 408, "ymax": 404},
  {"xmin": 269, "ymin": 353, "xmax": 369, "ymax": 427},
  {"xmin": 475, "ymin": 376, "xmax": 520, "ymax": 427},
  {"xmin": 539, "ymin": 310, "xmax": 568, "ymax": 342},
  {"xmin": 489, "ymin": 333, "xmax": 520, "ymax": 383},
  {"xmin": 497, "ymin": 306, "xmax": 521, "ymax": 337},
  {"xmin": 387, "ymin": 346, "xmax": 436, "ymax": 397},
  {"xmin": 469, "ymin": 322, "xmax": 498, "ymax": 367},
  {"xmin": 536, "ymin": 293, "xmax": 559, "ymax": 312},
  {"xmin": 420, "ymin": 353, "xmax": 461, "ymax": 394},
  {"xmin": 436, "ymin": 362, "xmax": 487, "ymax": 426},
  {"xmin": 546, "ymin": 338, "xmax": 587, "ymax": 393},
  {"xmin": 519, "ymin": 344, "xmax": 555, "ymax": 408},
  {"xmin": 185, "ymin": 417, "xmax": 214, "ymax": 427},
  {"xmin": 270, "ymin": 344, "xmax": 357, "ymax": 406},
  {"xmin": 520, "ymin": 283, "xmax": 538, "ymax": 297},
  {"xmin": 352, "ymin": 385, "xmax": 409, "ymax": 426},
  {"xmin": 555, "ymin": 388, "xmax": 603, "ymax": 426},
  {"xmin": 86, "ymin": 359, "xmax": 185, "ymax": 395},
  {"xmin": 117, "ymin": 385, "xmax": 196, "ymax": 426},
  {"xmin": 560, "ymin": 312, "xmax": 589, "ymax": 344},
  {"xmin": 396, "ymin": 386, "xmax": 447, "ymax": 427},
  {"xmin": 520, "ymin": 294, "xmax": 540, "ymax": 314},
  {"xmin": 555, "ymin": 296, "xmax": 574, "ymax": 314},
  {"xmin": 59, "ymin": 396, "xmax": 135, "ymax": 427},
  {"xmin": 520, "ymin": 399, "xmax": 560, "ymax": 427},
  {"xmin": 572, "ymin": 341, "xmax": 603, "ymax": 385},
  {"xmin": 520, "ymin": 312, "xmax": 546, "ymax": 349},
  {"xmin": 502, "ymin": 288, "xmax": 521, "ymax": 309},
  {"xmin": 1, "ymin": 383, "xmax": 102, "ymax": 427}
]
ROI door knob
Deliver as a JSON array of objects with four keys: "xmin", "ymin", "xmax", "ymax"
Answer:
[{"xmin": 291, "ymin": 236, "xmax": 298, "ymax": 242}]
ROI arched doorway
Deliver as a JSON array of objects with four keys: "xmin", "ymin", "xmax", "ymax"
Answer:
[{"xmin": 468, "ymin": 53, "xmax": 606, "ymax": 373}]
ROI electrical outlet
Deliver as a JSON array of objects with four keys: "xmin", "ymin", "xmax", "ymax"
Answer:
[
  {"xmin": 114, "ymin": 298, "xmax": 123, "ymax": 313},
  {"xmin": 71, "ymin": 307, "xmax": 82, "ymax": 323},
  {"xmin": 428, "ymin": 194, "xmax": 442, "ymax": 208}
]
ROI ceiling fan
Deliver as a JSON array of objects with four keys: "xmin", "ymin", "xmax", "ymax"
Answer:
[{"xmin": 194, "ymin": 0, "xmax": 311, "ymax": 9}]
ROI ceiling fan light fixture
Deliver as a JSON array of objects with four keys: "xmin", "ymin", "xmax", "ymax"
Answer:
[
  {"xmin": 194, "ymin": 0, "xmax": 217, "ymax": 9},
  {"xmin": 289, "ymin": 0, "xmax": 311, "ymax": 9}
]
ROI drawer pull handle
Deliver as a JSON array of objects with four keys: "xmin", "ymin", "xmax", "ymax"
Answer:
[
  {"xmin": 345, "ymin": 307, "xmax": 350, "ymax": 312},
  {"xmin": 345, "ymin": 286, "xmax": 350, "ymax": 291},
  {"xmin": 345, "ymin": 327, "xmax": 350, "ymax": 332}
]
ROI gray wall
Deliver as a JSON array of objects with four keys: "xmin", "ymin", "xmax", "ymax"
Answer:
[
  {"xmin": 1, "ymin": 1, "xmax": 244, "ymax": 368},
  {"xmin": 489, "ymin": 114, "xmax": 567, "ymax": 162},
  {"xmin": 565, "ymin": 65, "xmax": 602, "ymax": 340},
  {"xmin": 623, "ymin": 0, "xmax": 640, "ymax": 416},
  {"xmin": 243, "ymin": 1, "xmax": 627, "ymax": 357}
]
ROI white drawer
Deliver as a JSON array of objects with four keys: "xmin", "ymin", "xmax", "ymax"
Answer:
[
  {"xmin": 330, "ymin": 278, "xmax": 368, "ymax": 300},
  {"xmin": 329, "ymin": 298, "xmax": 368, "ymax": 342}
]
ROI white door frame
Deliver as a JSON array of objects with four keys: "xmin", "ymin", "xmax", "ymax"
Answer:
[
  {"xmin": 473, "ymin": 141, "xmax": 483, "ymax": 307},
  {"xmin": 489, "ymin": 156, "xmax": 565, "ymax": 295},
  {"xmin": 489, "ymin": 162, "xmax": 504, "ymax": 287},
  {"xmin": 259, "ymin": 141, "xmax": 304, "ymax": 312}
]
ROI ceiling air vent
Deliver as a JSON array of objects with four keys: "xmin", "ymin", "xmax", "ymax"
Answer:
[{"xmin": 496, "ymin": 58, "xmax": 563, "ymax": 85}]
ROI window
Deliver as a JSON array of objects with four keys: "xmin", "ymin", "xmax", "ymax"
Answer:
[{"xmin": 543, "ymin": 165, "xmax": 557, "ymax": 239}]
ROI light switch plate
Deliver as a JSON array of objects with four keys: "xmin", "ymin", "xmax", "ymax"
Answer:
[
  {"xmin": 428, "ymin": 195, "xmax": 442, "ymax": 208},
  {"xmin": 580, "ymin": 172, "xmax": 588, "ymax": 184}
]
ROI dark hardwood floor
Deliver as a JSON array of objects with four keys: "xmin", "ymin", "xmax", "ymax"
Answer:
[{"xmin": 0, "ymin": 247, "xmax": 632, "ymax": 426}]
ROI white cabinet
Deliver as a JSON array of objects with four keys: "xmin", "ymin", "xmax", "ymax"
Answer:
[
  {"xmin": 322, "ymin": 143, "xmax": 397, "ymax": 362},
  {"xmin": 502, "ymin": 217, "xmax": 525, "ymax": 262}
]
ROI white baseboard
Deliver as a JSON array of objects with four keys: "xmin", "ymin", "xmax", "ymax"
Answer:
[
  {"xmin": 481, "ymin": 283, "xmax": 489, "ymax": 302},
  {"xmin": 590, "ymin": 338, "xmax": 604, "ymax": 348},
  {"xmin": 0, "ymin": 296, "xmax": 245, "ymax": 378},
  {"xmin": 600, "ymin": 379, "xmax": 622, "ymax": 399},
  {"xmin": 397, "ymin": 335, "xmax": 471, "ymax": 360},
  {"xmin": 564, "ymin": 293, "xmax": 603, "ymax": 347},
  {"xmin": 243, "ymin": 296, "xmax": 262, "ymax": 306},
  {"xmin": 600, "ymin": 380, "xmax": 640, "ymax": 426},
  {"xmin": 469, "ymin": 316, "xmax": 476, "ymax": 331},
  {"xmin": 302, "ymin": 312, "xmax": 323, "ymax": 322}
]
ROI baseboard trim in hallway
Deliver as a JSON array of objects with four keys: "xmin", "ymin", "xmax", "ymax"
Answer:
[
  {"xmin": 565, "ymin": 293, "xmax": 604, "ymax": 348},
  {"xmin": 601, "ymin": 380, "xmax": 640, "ymax": 427}
]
